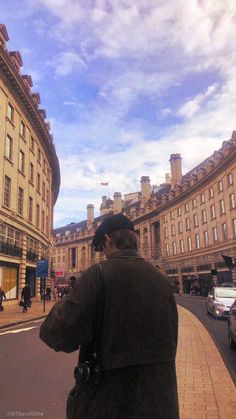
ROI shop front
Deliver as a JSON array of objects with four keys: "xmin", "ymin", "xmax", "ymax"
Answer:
[{"xmin": 0, "ymin": 262, "xmax": 19, "ymax": 300}]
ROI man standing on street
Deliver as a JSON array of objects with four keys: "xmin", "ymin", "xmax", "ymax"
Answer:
[
  {"xmin": 21, "ymin": 283, "xmax": 31, "ymax": 313},
  {"xmin": 40, "ymin": 214, "xmax": 179, "ymax": 418}
]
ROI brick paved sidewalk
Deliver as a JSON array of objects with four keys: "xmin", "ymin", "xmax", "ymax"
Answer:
[
  {"xmin": 1, "ymin": 301, "xmax": 236, "ymax": 418},
  {"xmin": 177, "ymin": 306, "xmax": 236, "ymax": 419},
  {"xmin": 0, "ymin": 300, "xmax": 55, "ymax": 329}
]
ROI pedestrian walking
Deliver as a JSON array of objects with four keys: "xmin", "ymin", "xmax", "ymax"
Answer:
[
  {"xmin": 46, "ymin": 287, "xmax": 51, "ymax": 301},
  {"xmin": 0, "ymin": 286, "xmax": 6, "ymax": 311},
  {"xmin": 21, "ymin": 283, "xmax": 31, "ymax": 313},
  {"xmin": 53, "ymin": 286, "xmax": 58, "ymax": 302},
  {"xmin": 40, "ymin": 214, "xmax": 179, "ymax": 419}
]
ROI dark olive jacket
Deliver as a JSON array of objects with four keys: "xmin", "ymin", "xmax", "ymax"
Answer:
[{"xmin": 40, "ymin": 250, "xmax": 179, "ymax": 418}]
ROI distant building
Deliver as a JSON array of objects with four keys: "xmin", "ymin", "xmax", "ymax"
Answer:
[
  {"xmin": 0, "ymin": 24, "xmax": 60, "ymax": 302},
  {"xmin": 53, "ymin": 132, "xmax": 236, "ymax": 294}
]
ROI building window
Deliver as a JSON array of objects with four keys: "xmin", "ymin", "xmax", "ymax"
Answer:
[
  {"xmin": 178, "ymin": 221, "xmax": 183, "ymax": 234},
  {"xmin": 220, "ymin": 199, "xmax": 225, "ymax": 215},
  {"xmin": 36, "ymin": 204, "xmax": 40, "ymax": 228},
  {"xmin": 42, "ymin": 181, "xmax": 46, "ymax": 201},
  {"xmin": 228, "ymin": 173, "xmax": 233, "ymax": 186},
  {"xmin": 180, "ymin": 239, "xmax": 184, "ymax": 253},
  {"xmin": 5, "ymin": 135, "xmax": 13, "ymax": 161},
  {"xmin": 211, "ymin": 205, "xmax": 216, "ymax": 219},
  {"xmin": 170, "ymin": 211, "xmax": 175, "ymax": 220},
  {"xmin": 7, "ymin": 102, "xmax": 14, "ymax": 122},
  {"xmin": 192, "ymin": 199, "xmax": 197, "ymax": 209},
  {"xmin": 30, "ymin": 136, "xmax": 35, "ymax": 152},
  {"xmin": 171, "ymin": 224, "xmax": 175, "ymax": 236},
  {"xmin": 46, "ymin": 216, "xmax": 49, "ymax": 236},
  {"xmin": 233, "ymin": 219, "xmax": 236, "ymax": 238},
  {"xmin": 164, "ymin": 215, "xmax": 167, "ymax": 223},
  {"xmin": 177, "ymin": 207, "xmax": 181, "ymax": 216},
  {"xmin": 18, "ymin": 187, "xmax": 24, "ymax": 215},
  {"xmin": 209, "ymin": 187, "xmax": 214, "ymax": 198},
  {"xmin": 166, "ymin": 243, "xmax": 170, "ymax": 256},
  {"xmin": 29, "ymin": 162, "xmax": 34, "ymax": 184},
  {"xmin": 164, "ymin": 227, "xmax": 168, "ymax": 238},
  {"xmin": 195, "ymin": 234, "xmax": 200, "ymax": 249},
  {"xmin": 71, "ymin": 247, "xmax": 77, "ymax": 268},
  {"xmin": 185, "ymin": 203, "xmax": 189, "ymax": 213},
  {"xmin": 37, "ymin": 173, "xmax": 41, "ymax": 193},
  {"xmin": 42, "ymin": 210, "xmax": 45, "ymax": 233},
  {"xmin": 29, "ymin": 197, "xmax": 33, "ymax": 222},
  {"xmin": 222, "ymin": 223, "xmax": 227, "ymax": 241},
  {"xmin": 172, "ymin": 241, "xmax": 177, "ymax": 255},
  {"xmin": 218, "ymin": 180, "xmax": 223, "ymax": 192},
  {"xmin": 200, "ymin": 193, "xmax": 205, "ymax": 204},
  {"xmin": 230, "ymin": 193, "xmax": 235, "ymax": 209},
  {"xmin": 43, "ymin": 159, "xmax": 46, "ymax": 173},
  {"xmin": 187, "ymin": 237, "xmax": 192, "ymax": 251},
  {"xmin": 20, "ymin": 120, "xmax": 26, "ymax": 138},
  {"xmin": 19, "ymin": 150, "xmax": 25, "ymax": 173},
  {"xmin": 202, "ymin": 210, "xmax": 207, "ymax": 223},
  {"xmin": 193, "ymin": 214, "xmax": 198, "ymax": 227},
  {"xmin": 204, "ymin": 230, "xmax": 209, "ymax": 246},
  {"xmin": 46, "ymin": 189, "xmax": 49, "ymax": 207},
  {"xmin": 37, "ymin": 147, "xmax": 41, "ymax": 164},
  {"xmin": 4, "ymin": 176, "xmax": 11, "ymax": 208},
  {"xmin": 186, "ymin": 218, "xmax": 190, "ymax": 231},
  {"xmin": 213, "ymin": 226, "xmax": 218, "ymax": 242}
]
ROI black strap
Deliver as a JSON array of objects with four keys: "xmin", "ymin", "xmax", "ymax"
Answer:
[{"xmin": 78, "ymin": 263, "xmax": 105, "ymax": 365}]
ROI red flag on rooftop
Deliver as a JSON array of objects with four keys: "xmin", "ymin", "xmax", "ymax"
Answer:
[{"xmin": 100, "ymin": 182, "xmax": 109, "ymax": 186}]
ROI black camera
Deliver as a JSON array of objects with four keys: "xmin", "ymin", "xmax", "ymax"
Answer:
[{"xmin": 74, "ymin": 360, "xmax": 102, "ymax": 385}]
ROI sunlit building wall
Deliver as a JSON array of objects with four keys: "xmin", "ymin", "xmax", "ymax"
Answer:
[{"xmin": 0, "ymin": 24, "xmax": 60, "ymax": 302}]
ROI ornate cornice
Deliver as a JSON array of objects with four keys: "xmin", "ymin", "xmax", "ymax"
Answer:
[{"xmin": 0, "ymin": 45, "xmax": 60, "ymax": 205}]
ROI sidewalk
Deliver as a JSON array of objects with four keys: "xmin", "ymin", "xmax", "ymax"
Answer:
[
  {"xmin": 0, "ymin": 300, "xmax": 54, "ymax": 329},
  {"xmin": 0, "ymin": 302, "xmax": 236, "ymax": 418}
]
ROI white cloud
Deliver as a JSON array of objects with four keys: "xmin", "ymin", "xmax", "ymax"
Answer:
[{"xmin": 46, "ymin": 51, "xmax": 86, "ymax": 76}]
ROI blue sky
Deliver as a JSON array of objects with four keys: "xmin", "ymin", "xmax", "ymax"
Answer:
[{"xmin": 1, "ymin": 0, "xmax": 236, "ymax": 227}]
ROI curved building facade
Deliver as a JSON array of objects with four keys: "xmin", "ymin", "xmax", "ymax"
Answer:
[
  {"xmin": 0, "ymin": 24, "xmax": 60, "ymax": 302},
  {"xmin": 53, "ymin": 132, "xmax": 236, "ymax": 295}
]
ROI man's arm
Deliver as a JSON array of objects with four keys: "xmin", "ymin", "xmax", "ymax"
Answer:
[{"xmin": 39, "ymin": 265, "xmax": 98, "ymax": 353}]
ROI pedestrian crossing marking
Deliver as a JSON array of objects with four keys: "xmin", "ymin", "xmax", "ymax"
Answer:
[{"xmin": 0, "ymin": 326, "xmax": 38, "ymax": 336}]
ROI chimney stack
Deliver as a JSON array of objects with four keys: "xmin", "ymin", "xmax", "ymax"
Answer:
[
  {"xmin": 165, "ymin": 173, "xmax": 171, "ymax": 184},
  {"xmin": 140, "ymin": 176, "xmax": 151, "ymax": 201},
  {"xmin": 87, "ymin": 204, "xmax": 94, "ymax": 229},
  {"xmin": 113, "ymin": 192, "xmax": 122, "ymax": 214},
  {"xmin": 169, "ymin": 154, "xmax": 182, "ymax": 189}
]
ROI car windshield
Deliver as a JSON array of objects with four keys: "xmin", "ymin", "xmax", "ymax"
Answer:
[{"xmin": 215, "ymin": 288, "xmax": 236, "ymax": 298}]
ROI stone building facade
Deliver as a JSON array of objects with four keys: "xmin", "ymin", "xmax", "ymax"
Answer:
[
  {"xmin": 0, "ymin": 24, "xmax": 60, "ymax": 302},
  {"xmin": 53, "ymin": 132, "xmax": 236, "ymax": 294}
]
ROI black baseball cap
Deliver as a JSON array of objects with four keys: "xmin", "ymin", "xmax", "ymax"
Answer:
[{"xmin": 92, "ymin": 214, "xmax": 134, "ymax": 251}]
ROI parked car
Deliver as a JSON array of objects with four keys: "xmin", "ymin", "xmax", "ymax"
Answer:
[
  {"xmin": 228, "ymin": 299, "xmax": 236, "ymax": 349},
  {"xmin": 206, "ymin": 287, "xmax": 236, "ymax": 318}
]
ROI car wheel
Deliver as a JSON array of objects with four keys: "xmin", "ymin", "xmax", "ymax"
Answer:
[{"xmin": 228, "ymin": 326, "xmax": 236, "ymax": 349}]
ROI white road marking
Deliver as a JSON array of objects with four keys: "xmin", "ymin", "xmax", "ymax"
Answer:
[{"xmin": 0, "ymin": 326, "xmax": 38, "ymax": 336}]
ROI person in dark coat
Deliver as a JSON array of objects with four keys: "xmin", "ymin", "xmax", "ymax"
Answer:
[
  {"xmin": 0, "ymin": 286, "xmax": 6, "ymax": 311},
  {"xmin": 40, "ymin": 214, "xmax": 179, "ymax": 419},
  {"xmin": 21, "ymin": 283, "xmax": 31, "ymax": 313}
]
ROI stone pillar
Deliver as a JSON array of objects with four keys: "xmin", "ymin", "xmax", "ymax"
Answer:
[
  {"xmin": 177, "ymin": 263, "xmax": 183, "ymax": 295},
  {"xmin": 18, "ymin": 233, "xmax": 27, "ymax": 299},
  {"xmin": 232, "ymin": 268, "xmax": 236, "ymax": 286},
  {"xmin": 169, "ymin": 154, "xmax": 182, "ymax": 189},
  {"xmin": 113, "ymin": 192, "xmax": 122, "ymax": 214}
]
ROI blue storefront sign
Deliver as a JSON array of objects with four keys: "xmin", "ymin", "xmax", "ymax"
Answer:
[{"xmin": 36, "ymin": 259, "xmax": 49, "ymax": 278}]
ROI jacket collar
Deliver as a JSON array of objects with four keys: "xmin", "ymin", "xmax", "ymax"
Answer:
[{"xmin": 109, "ymin": 249, "xmax": 143, "ymax": 260}]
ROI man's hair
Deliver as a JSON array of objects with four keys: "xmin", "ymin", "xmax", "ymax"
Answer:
[{"xmin": 109, "ymin": 229, "xmax": 138, "ymax": 250}]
